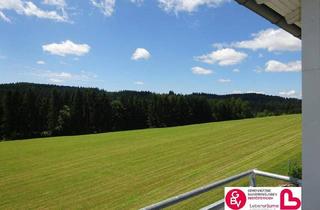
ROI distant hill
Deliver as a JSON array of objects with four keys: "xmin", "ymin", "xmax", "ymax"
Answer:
[
  {"xmin": 192, "ymin": 92, "xmax": 301, "ymax": 115},
  {"xmin": 0, "ymin": 83, "xmax": 301, "ymax": 140}
]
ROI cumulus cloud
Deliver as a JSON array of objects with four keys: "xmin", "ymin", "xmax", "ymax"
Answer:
[
  {"xmin": 233, "ymin": 68, "xmax": 240, "ymax": 73},
  {"xmin": 0, "ymin": 0, "xmax": 68, "ymax": 22},
  {"xmin": 279, "ymin": 90, "xmax": 297, "ymax": 98},
  {"xmin": 42, "ymin": 40, "xmax": 91, "ymax": 56},
  {"xmin": 218, "ymin": 78, "xmax": 231, "ymax": 83},
  {"xmin": 158, "ymin": 0, "xmax": 229, "ymax": 13},
  {"xmin": 37, "ymin": 60, "xmax": 46, "ymax": 65},
  {"xmin": 191, "ymin": 66, "xmax": 213, "ymax": 75},
  {"xmin": 265, "ymin": 60, "xmax": 301, "ymax": 72},
  {"xmin": 131, "ymin": 48, "xmax": 151, "ymax": 60},
  {"xmin": 134, "ymin": 81, "xmax": 144, "ymax": 85},
  {"xmin": 91, "ymin": 0, "xmax": 115, "ymax": 16},
  {"xmin": 31, "ymin": 69, "xmax": 98, "ymax": 84},
  {"xmin": 233, "ymin": 28, "xmax": 301, "ymax": 52},
  {"xmin": 195, "ymin": 48, "xmax": 247, "ymax": 66}
]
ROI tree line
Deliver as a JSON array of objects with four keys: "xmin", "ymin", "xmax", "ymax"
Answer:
[{"xmin": 0, "ymin": 83, "xmax": 301, "ymax": 140}]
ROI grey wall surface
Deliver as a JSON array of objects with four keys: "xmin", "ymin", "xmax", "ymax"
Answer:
[{"xmin": 302, "ymin": 0, "xmax": 320, "ymax": 209}]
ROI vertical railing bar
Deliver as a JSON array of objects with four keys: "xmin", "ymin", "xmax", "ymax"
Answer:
[{"xmin": 249, "ymin": 172, "xmax": 257, "ymax": 187}]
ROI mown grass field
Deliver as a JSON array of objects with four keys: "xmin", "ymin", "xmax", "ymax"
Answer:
[{"xmin": 0, "ymin": 115, "xmax": 301, "ymax": 209}]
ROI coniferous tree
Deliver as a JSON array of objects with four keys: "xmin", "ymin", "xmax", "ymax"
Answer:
[
  {"xmin": 47, "ymin": 90, "xmax": 60, "ymax": 134},
  {"xmin": 56, "ymin": 105, "xmax": 71, "ymax": 135},
  {"xmin": 111, "ymin": 100, "xmax": 126, "ymax": 130},
  {"xmin": 71, "ymin": 89, "xmax": 85, "ymax": 134}
]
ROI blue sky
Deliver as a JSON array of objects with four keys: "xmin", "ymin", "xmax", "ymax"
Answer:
[{"xmin": 0, "ymin": 0, "xmax": 301, "ymax": 98}]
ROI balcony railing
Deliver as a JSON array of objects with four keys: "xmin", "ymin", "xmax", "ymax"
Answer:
[{"xmin": 140, "ymin": 169, "xmax": 302, "ymax": 210}]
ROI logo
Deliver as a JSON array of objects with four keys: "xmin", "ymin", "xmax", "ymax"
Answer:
[
  {"xmin": 225, "ymin": 189, "xmax": 247, "ymax": 210},
  {"xmin": 225, "ymin": 187, "xmax": 301, "ymax": 210},
  {"xmin": 280, "ymin": 189, "xmax": 301, "ymax": 209}
]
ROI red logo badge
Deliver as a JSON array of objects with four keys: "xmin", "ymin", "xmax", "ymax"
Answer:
[
  {"xmin": 280, "ymin": 189, "xmax": 301, "ymax": 209},
  {"xmin": 225, "ymin": 189, "xmax": 246, "ymax": 210}
]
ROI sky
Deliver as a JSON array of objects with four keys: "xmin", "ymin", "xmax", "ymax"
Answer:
[{"xmin": 0, "ymin": 0, "xmax": 301, "ymax": 98}]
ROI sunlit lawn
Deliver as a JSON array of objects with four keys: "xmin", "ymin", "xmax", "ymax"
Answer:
[{"xmin": 0, "ymin": 114, "xmax": 301, "ymax": 209}]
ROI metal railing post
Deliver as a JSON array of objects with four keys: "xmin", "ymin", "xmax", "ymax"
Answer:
[{"xmin": 249, "ymin": 172, "xmax": 257, "ymax": 187}]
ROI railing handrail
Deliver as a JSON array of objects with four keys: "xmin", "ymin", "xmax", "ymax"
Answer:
[
  {"xmin": 140, "ymin": 169, "xmax": 302, "ymax": 210},
  {"xmin": 253, "ymin": 169, "xmax": 302, "ymax": 186}
]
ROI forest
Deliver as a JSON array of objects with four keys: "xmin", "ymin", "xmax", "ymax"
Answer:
[{"xmin": 0, "ymin": 83, "xmax": 301, "ymax": 140}]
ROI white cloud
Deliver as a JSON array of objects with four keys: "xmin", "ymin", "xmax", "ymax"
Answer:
[
  {"xmin": 42, "ymin": 0, "xmax": 69, "ymax": 22},
  {"xmin": 91, "ymin": 0, "xmax": 115, "ymax": 16},
  {"xmin": 158, "ymin": 0, "xmax": 229, "ymax": 13},
  {"xmin": 49, "ymin": 78, "xmax": 63, "ymax": 83},
  {"xmin": 43, "ymin": 0, "xmax": 66, "ymax": 7},
  {"xmin": 232, "ymin": 90, "xmax": 242, "ymax": 94},
  {"xmin": 0, "ymin": 0, "xmax": 68, "ymax": 22},
  {"xmin": 0, "ymin": 11, "xmax": 10, "ymax": 22},
  {"xmin": 23, "ymin": 2, "xmax": 65, "ymax": 20},
  {"xmin": 42, "ymin": 40, "xmax": 90, "ymax": 56},
  {"xmin": 134, "ymin": 81, "xmax": 144, "ymax": 85},
  {"xmin": 33, "ymin": 70, "xmax": 71, "ymax": 83},
  {"xmin": 195, "ymin": 48, "xmax": 247, "ymax": 66},
  {"xmin": 218, "ymin": 78, "xmax": 231, "ymax": 83},
  {"xmin": 37, "ymin": 60, "xmax": 46, "ymax": 65},
  {"xmin": 233, "ymin": 68, "xmax": 240, "ymax": 73},
  {"xmin": 265, "ymin": 60, "xmax": 301, "ymax": 72},
  {"xmin": 31, "ymin": 69, "xmax": 98, "ymax": 84},
  {"xmin": 247, "ymin": 90, "xmax": 265, "ymax": 94},
  {"xmin": 233, "ymin": 28, "xmax": 301, "ymax": 52},
  {"xmin": 191, "ymin": 66, "xmax": 213, "ymax": 75},
  {"xmin": 212, "ymin": 42, "xmax": 229, "ymax": 49},
  {"xmin": 90, "ymin": 0, "xmax": 142, "ymax": 16},
  {"xmin": 279, "ymin": 90, "xmax": 297, "ymax": 98},
  {"xmin": 232, "ymin": 90, "xmax": 265, "ymax": 94},
  {"xmin": 131, "ymin": 48, "xmax": 151, "ymax": 60}
]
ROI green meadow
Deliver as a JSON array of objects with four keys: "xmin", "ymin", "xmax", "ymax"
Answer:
[{"xmin": 0, "ymin": 115, "xmax": 301, "ymax": 209}]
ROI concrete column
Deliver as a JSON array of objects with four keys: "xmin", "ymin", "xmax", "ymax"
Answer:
[{"xmin": 302, "ymin": 0, "xmax": 320, "ymax": 209}]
